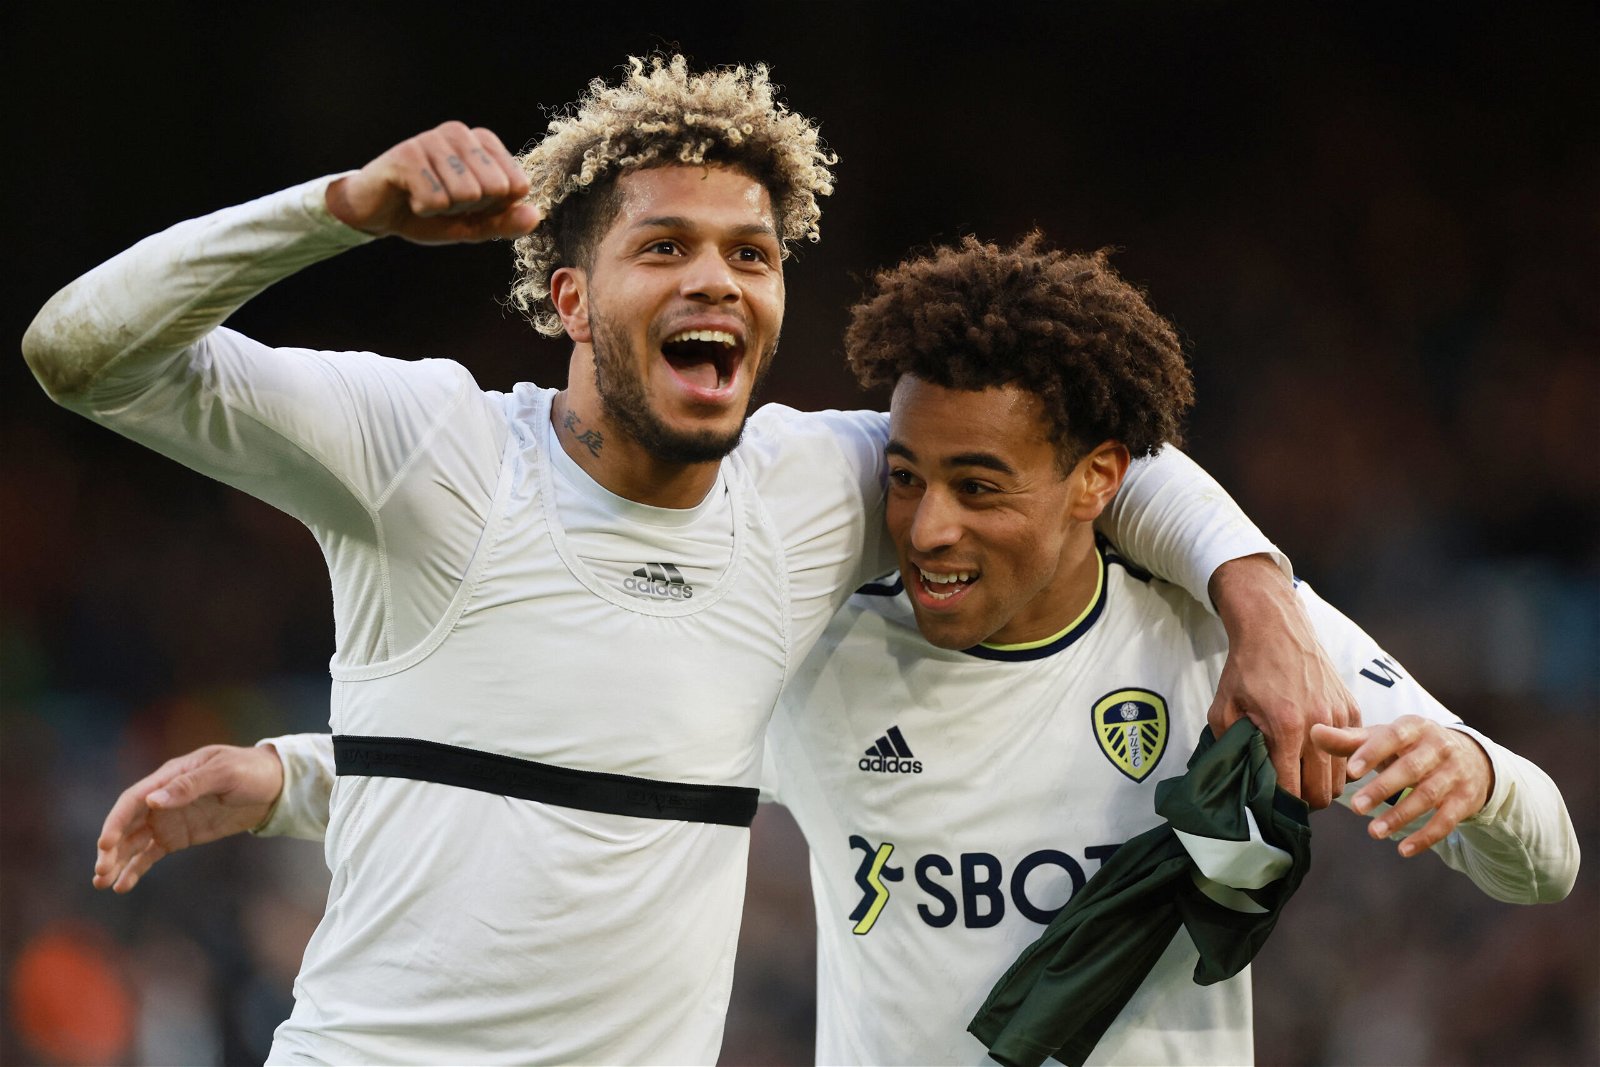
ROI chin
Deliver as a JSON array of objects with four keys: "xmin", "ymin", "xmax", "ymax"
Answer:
[{"xmin": 915, "ymin": 618, "xmax": 982, "ymax": 651}]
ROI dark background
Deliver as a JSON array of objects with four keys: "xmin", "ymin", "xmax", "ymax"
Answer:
[{"xmin": 3, "ymin": 3, "xmax": 1596, "ymax": 1064}]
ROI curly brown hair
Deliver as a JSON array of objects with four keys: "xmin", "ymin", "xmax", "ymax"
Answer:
[
  {"xmin": 846, "ymin": 233, "xmax": 1194, "ymax": 463},
  {"xmin": 508, "ymin": 54, "xmax": 836, "ymax": 336}
]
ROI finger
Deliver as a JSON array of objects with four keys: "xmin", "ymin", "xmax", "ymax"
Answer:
[
  {"xmin": 99, "ymin": 762, "xmax": 179, "ymax": 850},
  {"xmin": 415, "ymin": 122, "xmax": 496, "ymax": 216},
  {"xmin": 409, "ymin": 204, "xmax": 542, "ymax": 245},
  {"xmin": 1308, "ymin": 723, "xmax": 1367, "ymax": 758},
  {"xmin": 472, "ymin": 202, "xmax": 541, "ymax": 239},
  {"xmin": 1352, "ymin": 735, "xmax": 1443, "ymax": 816},
  {"xmin": 443, "ymin": 125, "xmax": 519, "ymax": 204},
  {"xmin": 1268, "ymin": 738, "xmax": 1301, "ymax": 801},
  {"xmin": 1299, "ymin": 744, "xmax": 1333, "ymax": 810},
  {"xmin": 471, "ymin": 126, "xmax": 531, "ymax": 199},
  {"xmin": 1344, "ymin": 720, "xmax": 1416, "ymax": 782},
  {"xmin": 95, "ymin": 825, "xmax": 153, "ymax": 890},
  {"xmin": 1205, "ymin": 693, "xmax": 1242, "ymax": 740},
  {"xmin": 1393, "ymin": 796, "xmax": 1474, "ymax": 857},
  {"xmin": 113, "ymin": 838, "xmax": 171, "ymax": 894},
  {"xmin": 95, "ymin": 820, "xmax": 140, "ymax": 886}
]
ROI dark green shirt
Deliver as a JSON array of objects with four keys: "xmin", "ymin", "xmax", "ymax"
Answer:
[{"xmin": 969, "ymin": 721, "xmax": 1311, "ymax": 1067}]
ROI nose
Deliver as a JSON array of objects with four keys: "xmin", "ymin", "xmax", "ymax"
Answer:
[
  {"xmin": 906, "ymin": 489, "xmax": 962, "ymax": 554},
  {"xmin": 681, "ymin": 249, "xmax": 739, "ymax": 304}
]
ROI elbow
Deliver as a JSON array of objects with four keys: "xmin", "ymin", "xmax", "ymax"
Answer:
[
  {"xmin": 21, "ymin": 293, "xmax": 106, "ymax": 403},
  {"xmin": 1534, "ymin": 836, "xmax": 1581, "ymax": 904}
]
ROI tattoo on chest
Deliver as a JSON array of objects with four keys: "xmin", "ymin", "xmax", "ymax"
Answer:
[{"xmin": 564, "ymin": 410, "xmax": 604, "ymax": 457}]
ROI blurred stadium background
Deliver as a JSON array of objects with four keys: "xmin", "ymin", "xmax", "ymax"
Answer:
[{"xmin": 3, "ymin": 4, "xmax": 1595, "ymax": 1064}]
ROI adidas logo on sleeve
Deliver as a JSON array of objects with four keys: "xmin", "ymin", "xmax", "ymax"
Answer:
[
  {"xmin": 622, "ymin": 562, "xmax": 695, "ymax": 601},
  {"xmin": 859, "ymin": 726, "xmax": 923, "ymax": 774}
]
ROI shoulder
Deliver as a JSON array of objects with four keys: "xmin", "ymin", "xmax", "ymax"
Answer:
[
  {"xmin": 739, "ymin": 404, "xmax": 889, "ymax": 477},
  {"xmin": 733, "ymin": 404, "xmax": 890, "ymax": 554}
]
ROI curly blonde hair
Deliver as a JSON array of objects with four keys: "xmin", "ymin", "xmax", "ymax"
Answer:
[{"xmin": 508, "ymin": 54, "xmax": 837, "ymax": 336}]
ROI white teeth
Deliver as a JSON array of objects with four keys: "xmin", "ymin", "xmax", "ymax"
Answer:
[
  {"xmin": 664, "ymin": 329, "xmax": 737, "ymax": 347},
  {"xmin": 919, "ymin": 568, "xmax": 974, "ymax": 584}
]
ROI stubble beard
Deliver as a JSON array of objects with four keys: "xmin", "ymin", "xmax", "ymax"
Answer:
[{"xmin": 589, "ymin": 308, "xmax": 778, "ymax": 465}]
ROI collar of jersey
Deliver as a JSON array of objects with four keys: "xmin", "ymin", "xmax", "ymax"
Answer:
[
  {"xmin": 545, "ymin": 415, "xmax": 726, "ymax": 527},
  {"xmin": 962, "ymin": 545, "xmax": 1108, "ymax": 662}
]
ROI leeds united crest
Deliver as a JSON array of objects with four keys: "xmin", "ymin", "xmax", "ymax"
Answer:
[{"xmin": 1092, "ymin": 688, "xmax": 1169, "ymax": 781}]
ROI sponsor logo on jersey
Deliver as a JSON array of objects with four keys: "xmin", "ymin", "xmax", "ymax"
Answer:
[
  {"xmin": 845, "ymin": 835, "xmax": 1122, "ymax": 932},
  {"xmin": 1359, "ymin": 655, "xmax": 1404, "ymax": 688},
  {"xmin": 859, "ymin": 725, "xmax": 923, "ymax": 774},
  {"xmin": 622, "ymin": 561, "xmax": 694, "ymax": 600},
  {"xmin": 847, "ymin": 836, "xmax": 904, "ymax": 934},
  {"xmin": 1092, "ymin": 688, "xmax": 1169, "ymax": 782}
]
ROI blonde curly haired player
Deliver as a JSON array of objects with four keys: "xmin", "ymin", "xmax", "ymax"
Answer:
[
  {"xmin": 36, "ymin": 52, "xmax": 1380, "ymax": 1066},
  {"xmin": 509, "ymin": 54, "xmax": 837, "ymax": 336}
]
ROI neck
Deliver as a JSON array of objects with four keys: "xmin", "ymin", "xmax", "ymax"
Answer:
[
  {"xmin": 549, "ymin": 390, "xmax": 720, "ymax": 510},
  {"xmin": 986, "ymin": 533, "xmax": 1103, "ymax": 648}
]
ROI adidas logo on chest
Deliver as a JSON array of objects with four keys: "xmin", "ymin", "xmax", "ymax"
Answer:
[
  {"xmin": 858, "ymin": 725, "xmax": 923, "ymax": 774},
  {"xmin": 623, "ymin": 562, "xmax": 695, "ymax": 601}
]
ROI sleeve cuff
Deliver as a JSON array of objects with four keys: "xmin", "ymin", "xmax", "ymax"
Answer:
[
  {"xmin": 1446, "ymin": 723, "xmax": 1509, "ymax": 824},
  {"xmin": 251, "ymin": 733, "xmax": 335, "ymax": 841}
]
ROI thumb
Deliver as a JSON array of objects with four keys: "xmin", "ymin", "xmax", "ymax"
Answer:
[
  {"xmin": 467, "ymin": 203, "xmax": 542, "ymax": 242},
  {"xmin": 148, "ymin": 769, "xmax": 209, "ymax": 809},
  {"xmin": 1206, "ymin": 692, "xmax": 1242, "ymax": 739}
]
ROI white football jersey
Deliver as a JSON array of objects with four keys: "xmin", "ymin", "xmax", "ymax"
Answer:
[{"xmin": 765, "ymin": 547, "xmax": 1576, "ymax": 1065}]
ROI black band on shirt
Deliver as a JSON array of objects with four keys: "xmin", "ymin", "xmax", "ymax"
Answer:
[{"xmin": 333, "ymin": 735, "xmax": 758, "ymax": 827}]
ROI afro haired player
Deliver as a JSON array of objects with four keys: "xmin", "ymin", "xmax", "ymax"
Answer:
[{"xmin": 37, "ymin": 60, "xmax": 1370, "ymax": 1063}]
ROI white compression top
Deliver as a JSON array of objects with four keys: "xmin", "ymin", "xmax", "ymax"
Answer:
[{"xmin": 26, "ymin": 175, "xmax": 1296, "ymax": 1064}]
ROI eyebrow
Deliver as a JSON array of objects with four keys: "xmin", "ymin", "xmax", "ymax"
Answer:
[
  {"xmin": 631, "ymin": 216, "xmax": 778, "ymax": 240},
  {"xmin": 886, "ymin": 440, "xmax": 1017, "ymax": 476}
]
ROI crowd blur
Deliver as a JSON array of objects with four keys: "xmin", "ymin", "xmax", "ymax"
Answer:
[{"xmin": 3, "ymin": 6, "xmax": 1595, "ymax": 1065}]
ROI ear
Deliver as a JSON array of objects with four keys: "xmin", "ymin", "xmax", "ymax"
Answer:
[
  {"xmin": 550, "ymin": 266, "xmax": 592, "ymax": 344},
  {"xmin": 1068, "ymin": 441, "xmax": 1131, "ymax": 522}
]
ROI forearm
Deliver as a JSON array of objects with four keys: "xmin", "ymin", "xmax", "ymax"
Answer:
[
  {"xmin": 1428, "ymin": 727, "xmax": 1580, "ymax": 904},
  {"xmin": 1099, "ymin": 446, "xmax": 1288, "ymax": 609},
  {"xmin": 22, "ymin": 174, "xmax": 371, "ymax": 405},
  {"xmin": 254, "ymin": 733, "xmax": 337, "ymax": 841}
]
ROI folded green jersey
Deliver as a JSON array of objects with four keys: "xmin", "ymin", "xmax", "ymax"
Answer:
[{"xmin": 968, "ymin": 720, "xmax": 1312, "ymax": 1067}]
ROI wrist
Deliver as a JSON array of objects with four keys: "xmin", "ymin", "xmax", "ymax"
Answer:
[{"xmin": 1209, "ymin": 553, "xmax": 1297, "ymax": 638}]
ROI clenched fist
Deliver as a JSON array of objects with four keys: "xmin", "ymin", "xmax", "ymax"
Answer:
[{"xmin": 327, "ymin": 121, "xmax": 540, "ymax": 244}]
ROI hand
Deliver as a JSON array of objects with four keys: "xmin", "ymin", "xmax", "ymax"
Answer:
[
  {"xmin": 1311, "ymin": 717, "xmax": 1494, "ymax": 857},
  {"xmin": 93, "ymin": 743, "xmax": 285, "ymax": 893},
  {"xmin": 326, "ymin": 121, "xmax": 540, "ymax": 244},
  {"xmin": 1207, "ymin": 554, "xmax": 1360, "ymax": 809}
]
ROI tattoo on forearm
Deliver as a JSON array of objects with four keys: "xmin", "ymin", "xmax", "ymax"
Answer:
[
  {"xmin": 422, "ymin": 168, "xmax": 442, "ymax": 192},
  {"xmin": 563, "ymin": 410, "xmax": 604, "ymax": 457},
  {"xmin": 447, "ymin": 154, "xmax": 466, "ymax": 175}
]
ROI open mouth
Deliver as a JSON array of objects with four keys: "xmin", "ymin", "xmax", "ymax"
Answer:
[
  {"xmin": 661, "ymin": 329, "xmax": 744, "ymax": 393},
  {"xmin": 915, "ymin": 566, "xmax": 978, "ymax": 603}
]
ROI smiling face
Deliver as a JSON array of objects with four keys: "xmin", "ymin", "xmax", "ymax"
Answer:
[
  {"xmin": 556, "ymin": 165, "xmax": 785, "ymax": 466},
  {"xmin": 886, "ymin": 375, "xmax": 1127, "ymax": 650}
]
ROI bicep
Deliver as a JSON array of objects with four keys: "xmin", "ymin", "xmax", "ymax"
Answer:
[{"xmin": 74, "ymin": 327, "xmax": 481, "ymax": 526}]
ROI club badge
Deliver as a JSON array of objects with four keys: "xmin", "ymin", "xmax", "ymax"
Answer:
[{"xmin": 1093, "ymin": 688, "xmax": 1169, "ymax": 782}]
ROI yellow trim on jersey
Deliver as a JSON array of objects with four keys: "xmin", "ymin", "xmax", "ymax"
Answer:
[{"xmin": 979, "ymin": 546, "xmax": 1106, "ymax": 652}]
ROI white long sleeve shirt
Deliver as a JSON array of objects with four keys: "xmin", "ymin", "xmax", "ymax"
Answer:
[{"xmin": 25, "ymin": 176, "xmax": 1296, "ymax": 1064}]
